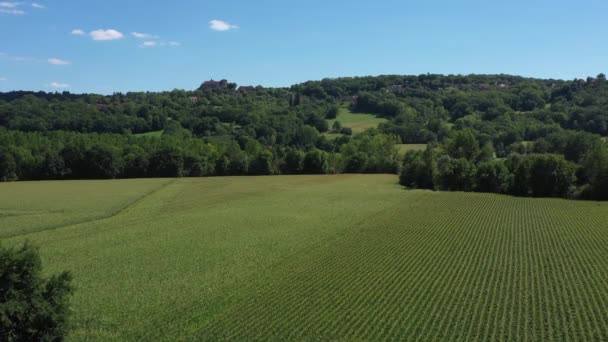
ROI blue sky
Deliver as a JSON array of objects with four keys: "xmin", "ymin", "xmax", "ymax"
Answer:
[{"xmin": 1, "ymin": 0, "xmax": 607, "ymax": 94}]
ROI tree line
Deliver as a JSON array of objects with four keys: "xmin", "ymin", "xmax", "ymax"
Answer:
[
  {"xmin": 0, "ymin": 129, "xmax": 399, "ymax": 181},
  {"xmin": 400, "ymin": 129, "xmax": 608, "ymax": 200},
  {"xmin": 1, "ymin": 73, "xmax": 608, "ymax": 200}
]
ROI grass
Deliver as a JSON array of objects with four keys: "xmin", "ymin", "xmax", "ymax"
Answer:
[
  {"xmin": 396, "ymin": 143, "xmax": 427, "ymax": 155},
  {"xmin": 2, "ymin": 175, "xmax": 608, "ymax": 340},
  {"xmin": 0, "ymin": 179, "xmax": 172, "ymax": 239},
  {"xmin": 322, "ymin": 132, "xmax": 343, "ymax": 140},
  {"xmin": 134, "ymin": 130, "xmax": 164, "ymax": 137},
  {"xmin": 326, "ymin": 106, "xmax": 387, "ymax": 135}
]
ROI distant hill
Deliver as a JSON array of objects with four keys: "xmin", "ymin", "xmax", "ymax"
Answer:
[{"xmin": 1, "ymin": 73, "xmax": 607, "ymax": 199}]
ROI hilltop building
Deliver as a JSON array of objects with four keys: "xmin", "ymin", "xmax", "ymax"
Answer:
[
  {"xmin": 238, "ymin": 86, "xmax": 256, "ymax": 92},
  {"xmin": 199, "ymin": 79, "xmax": 229, "ymax": 89}
]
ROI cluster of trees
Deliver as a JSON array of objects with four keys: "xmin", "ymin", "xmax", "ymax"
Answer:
[
  {"xmin": 0, "ymin": 87, "xmax": 336, "ymax": 141},
  {"xmin": 0, "ymin": 129, "xmax": 399, "ymax": 181},
  {"xmin": 1, "ymin": 73, "xmax": 608, "ymax": 200},
  {"xmin": 299, "ymin": 73, "xmax": 607, "ymax": 149},
  {"xmin": 294, "ymin": 73, "xmax": 608, "ymax": 200},
  {"xmin": 400, "ymin": 130, "xmax": 608, "ymax": 200}
]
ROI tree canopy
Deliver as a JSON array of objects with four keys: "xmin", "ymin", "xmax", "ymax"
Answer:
[
  {"xmin": 1, "ymin": 73, "xmax": 608, "ymax": 200},
  {"xmin": 0, "ymin": 242, "xmax": 73, "ymax": 341}
]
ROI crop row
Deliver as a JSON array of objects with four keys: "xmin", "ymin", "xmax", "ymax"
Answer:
[{"xmin": 199, "ymin": 193, "xmax": 608, "ymax": 340}]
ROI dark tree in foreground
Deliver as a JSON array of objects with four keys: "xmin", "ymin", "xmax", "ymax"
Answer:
[{"xmin": 0, "ymin": 242, "xmax": 73, "ymax": 342}]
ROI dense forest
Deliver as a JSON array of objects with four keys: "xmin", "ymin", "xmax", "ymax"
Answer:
[{"xmin": 1, "ymin": 73, "xmax": 607, "ymax": 200}]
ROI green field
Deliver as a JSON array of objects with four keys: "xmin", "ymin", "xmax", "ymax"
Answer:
[
  {"xmin": 0, "ymin": 179, "xmax": 173, "ymax": 239},
  {"xmin": 134, "ymin": 130, "xmax": 164, "ymax": 137},
  {"xmin": 396, "ymin": 143, "xmax": 427, "ymax": 155},
  {"xmin": 327, "ymin": 106, "xmax": 387, "ymax": 135},
  {"xmin": 2, "ymin": 175, "xmax": 608, "ymax": 340}
]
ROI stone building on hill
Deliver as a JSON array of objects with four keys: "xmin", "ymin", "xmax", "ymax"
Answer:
[
  {"xmin": 199, "ymin": 79, "xmax": 229, "ymax": 89},
  {"xmin": 238, "ymin": 86, "xmax": 256, "ymax": 92}
]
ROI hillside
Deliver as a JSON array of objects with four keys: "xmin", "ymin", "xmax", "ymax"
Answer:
[{"xmin": 1, "ymin": 74, "xmax": 607, "ymax": 200}]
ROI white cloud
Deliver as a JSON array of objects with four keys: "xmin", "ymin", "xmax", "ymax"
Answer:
[
  {"xmin": 71, "ymin": 29, "xmax": 85, "ymax": 35},
  {"xmin": 0, "ymin": 8, "xmax": 25, "ymax": 14},
  {"xmin": 0, "ymin": 53, "xmax": 35, "ymax": 62},
  {"xmin": 140, "ymin": 40, "xmax": 180, "ymax": 48},
  {"xmin": 0, "ymin": 2, "xmax": 27, "ymax": 14},
  {"xmin": 31, "ymin": 2, "xmax": 45, "ymax": 9},
  {"xmin": 48, "ymin": 82, "xmax": 69, "ymax": 88},
  {"xmin": 3, "ymin": 53, "xmax": 70, "ymax": 65},
  {"xmin": 48, "ymin": 58, "xmax": 69, "ymax": 65},
  {"xmin": 209, "ymin": 20, "xmax": 239, "ymax": 31},
  {"xmin": 131, "ymin": 32, "xmax": 158, "ymax": 39},
  {"xmin": 0, "ymin": 2, "xmax": 20, "ymax": 8},
  {"xmin": 89, "ymin": 29, "xmax": 124, "ymax": 41},
  {"xmin": 139, "ymin": 41, "xmax": 158, "ymax": 47},
  {"xmin": 0, "ymin": 77, "xmax": 7, "ymax": 81}
]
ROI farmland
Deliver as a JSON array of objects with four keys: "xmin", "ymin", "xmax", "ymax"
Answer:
[{"xmin": 2, "ymin": 175, "xmax": 608, "ymax": 340}]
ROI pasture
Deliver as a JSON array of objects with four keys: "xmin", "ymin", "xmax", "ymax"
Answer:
[
  {"xmin": 327, "ymin": 106, "xmax": 387, "ymax": 134},
  {"xmin": 2, "ymin": 175, "xmax": 608, "ymax": 340},
  {"xmin": 133, "ymin": 130, "xmax": 164, "ymax": 137},
  {"xmin": 396, "ymin": 143, "xmax": 427, "ymax": 155}
]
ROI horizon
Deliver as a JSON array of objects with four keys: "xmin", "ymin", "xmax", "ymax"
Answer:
[
  {"xmin": 1, "ymin": 72, "xmax": 605, "ymax": 95},
  {"xmin": 1, "ymin": 0, "xmax": 607, "ymax": 94}
]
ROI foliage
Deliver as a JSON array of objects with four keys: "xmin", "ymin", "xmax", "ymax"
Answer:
[
  {"xmin": 2, "ymin": 73, "xmax": 608, "ymax": 199},
  {"xmin": 434, "ymin": 156, "xmax": 477, "ymax": 191},
  {"xmin": 302, "ymin": 149, "xmax": 329, "ymax": 174},
  {"xmin": 580, "ymin": 144, "xmax": 608, "ymax": 200},
  {"xmin": 399, "ymin": 148, "xmax": 434, "ymax": 189},
  {"xmin": 340, "ymin": 133, "xmax": 399, "ymax": 173},
  {"xmin": 446, "ymin": 129, "xmax": 481, "ymax": 161},
  {"xmin": 475, "ymin": 159, "xmax": 511, "ymax": 194},
  {"xmin": 0, "ymin": 242, "xmax": 73, "ymax": 342},
  {"xmin": 507, "ymin": 153, "xmax": 578, "ymax": 198}
]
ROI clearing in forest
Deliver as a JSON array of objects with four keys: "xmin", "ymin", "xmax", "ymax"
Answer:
[{"xmin": 326, "ymin": 105, "xmax": 387, "ymax": 135}]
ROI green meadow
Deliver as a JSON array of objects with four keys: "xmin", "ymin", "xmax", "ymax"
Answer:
[
  {"xmin": 2, "ymin": 175, "xmax": 608, "ymax": 340},
  {"xmin": 396, "ymin": 143, "xmax": 427, "ymax": 155},
  {"xmin": 327, "ymin": 106, "xmax": 387, "ymax": 134},
  {"xmin": 133, "ymin": 130, "xmax": 164, "ymax": 137}
]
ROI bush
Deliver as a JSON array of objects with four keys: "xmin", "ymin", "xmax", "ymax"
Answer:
[
  {"xmin": 325, "ymin": 106, "xmax": 339, "ymax": 119},
  {"xmin": 340, "ymin": 127, "xmax": 353, "ymax": 136},
  {"xmin": 0, "ymin": 242, "xmax": 73, "ymax": 341},
  {"xmin": 332, "ymin": 121, "xmax": 342, "ymax": 132}
]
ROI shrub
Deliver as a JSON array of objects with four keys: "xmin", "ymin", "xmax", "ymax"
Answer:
[{"xmin": 0, "ymin": 242, "xmax": 73, "ymax": 341}]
